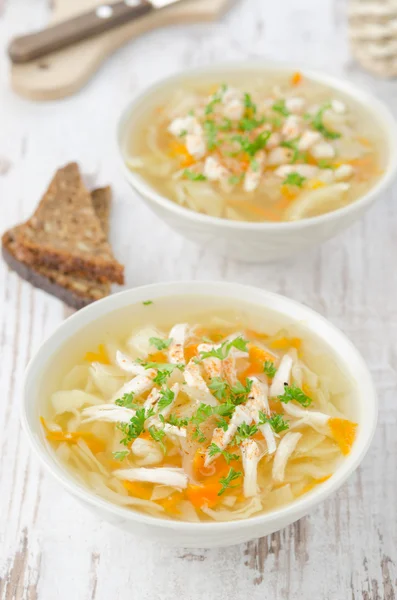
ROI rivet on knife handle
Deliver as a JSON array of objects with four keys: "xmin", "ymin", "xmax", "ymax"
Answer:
[{"xmin": 8, "ymin": 0, "xmax": 153, "ymax": 64}]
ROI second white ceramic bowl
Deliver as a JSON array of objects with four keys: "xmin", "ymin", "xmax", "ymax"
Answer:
[
  {"xmin": 117, "ymin": 62, "xmax": 397, "ymax": 262},
  {"xmin": 21, "ymin": 281, "xmax": 377, "ymax": 547}
]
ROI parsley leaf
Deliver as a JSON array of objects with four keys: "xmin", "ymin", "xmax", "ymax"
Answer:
[
  {"xmin": 149, "ymin": 337, "xmax": 172, "ymax": 351},
  {"xmin": 272, "ymin": 99, "xmax": 290, "ymax": 117},
  {"xmin": 229, "ymin": 379, "xmax": 252, "ymax": 405},
  {"xmin": 157, "ymin": 387, "xmax": 175, "ymax": 412},
  {"xmin": 183, "ymin": 169, "xmax": 207, "ymax": 182},
  {"xmin": 115, "ymin": 392, "xmax": 138, "ymax": 409},
  {"xmin": 258, "ymin": 411, "xmax": 289, "ymax": 433},
  {"xmin": 244, "ymin": 92, "xmax": 257, "ymax": 114},
  {"xmin": 167, "ymin": 414, "xmax": 189, "ymax": 428},
  {"xmin": 117, "ymin": 407, "xmax": 154, "ymax": 446},
  {"xmin": 283, "ymin": 172, "xmax": 306, "ymax": 187},
  {"xmin": 232, "ymin": 131, "xmax": 271, "ymax": 157},
  {"xmin": 205, "ymin": 84, "xmax": 227, "ymax": 115},
  {"xmin": 317, "ymin": 159, "xmax": 336, "ymax": 169},
  {"xmin": 233, "ymin": 422, "xmax": 258, "ymax": 445},
  {"xmin": 208, "ymin": 443, "xmax": 240, "ymax": 464},
  {"xmin": 311, "ymin": 103, "xmax": 341, "ymax": 139},
  {"xmin": 219, "ymin": 117, "xmax": 233, "ymax": 131},
  {"xmin": 228, "ymin": 174, "xmax": 244, "ymax": 186},
  {"xmin": 216, "ymin": 417, "xmax": 229, "ymax": 431},
  {"xmin": 218, "ymin": 467, "xmax": 242, "ymax": 495},
  {"xmin": 148, "ymin": 425, "xmax": 166, "ymax": 453},
  {"xmin": 208, "ymin": 377, "xmax": 228, "ymax": 401},
  {"xmin": 143, "ymin": 362, "xmax": 184, "ymax": 386},
  {"xmin": 277, "ymin": 384, "xmax": 312, "ymax": 407},
  {"xmin": 113, "ymin": 450, "xmax": 129, "ymax": 461},
  {"xmin": 143, "ymin": 300, "xmax": 153, "ymax": 306},
  {"xmin": 203, "ymin": 119, "xmax": 219, "ymax": 150},
  {"xmin": 190, "ymin": 402, "xmax": 235, "ymax": 441},
  {"xmin": 199, "ymin": 336, "xmax": 249, "ymax": 361},
  {"xmin": 263, "ymin": 360, "xmax": 277, "ymax": 378}
]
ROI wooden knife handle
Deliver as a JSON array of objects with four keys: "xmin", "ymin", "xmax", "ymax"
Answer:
[{"xmin": 8, "ymin": 1, "xmax": 153, "ymax": 64}]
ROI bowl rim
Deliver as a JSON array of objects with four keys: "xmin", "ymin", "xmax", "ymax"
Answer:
[
  {"xmin": 21, "ymin": 281, "xmax": 378, "ymax": 532},
  {"xmin": 116, "ymin": 60, "xmax": 397, "ymax": 231}
]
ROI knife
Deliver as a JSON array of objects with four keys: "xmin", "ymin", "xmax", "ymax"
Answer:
[{"xmin": 8, "ymin": 0, "xmax": 185, "ymax": 64}]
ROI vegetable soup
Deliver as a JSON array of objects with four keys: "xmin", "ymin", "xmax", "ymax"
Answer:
[
  {"xmin": 125, "ymin": 71, "xmax": 384, "ymax": 222},
  {"xmin": 42, "ymin": 298, "xmax": 358, "ymax": 523}
]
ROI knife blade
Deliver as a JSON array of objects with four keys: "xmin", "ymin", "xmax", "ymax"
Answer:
[{"xmin": 8, "ymin": 0, "xmax": 186, "ymax": 64}]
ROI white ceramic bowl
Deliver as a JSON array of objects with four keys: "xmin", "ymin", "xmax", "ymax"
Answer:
[
  {"xmin": 117, "ymin": 61, "xmax": 397, "ymax": 262},
  {"xmin": 21, "ymin": 281, "xmax": 377, "ymax": 548}
]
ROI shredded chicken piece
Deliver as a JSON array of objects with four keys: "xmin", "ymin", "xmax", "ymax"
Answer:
[
  {"xmin": 269, "ymin": 354, "xmax": 293, "ymax": 397},
  {"xmin": 272, "ymin": 432, "xmax": 302, "ymax": 482},
  {"xmin": 113, "ymin": 467, "xmax": 188, "ymax": 488},
  {"xmin": 205, "ymin": 405, "xmax": 252, "ymax": 467},
  {"xmin": 184, "ymin": 359, "xmax": 217, "ymax": 405},
  {"xmin": 81, "ymin": 404, "xmax": 135, "ymax": 424},
  {"xmin": 241, "ymin": 438, "xmax": 261, "ymax": 497},
  {"xmin": 246, "ymin": 377, "xmax": 277, "ymax": 454},
  {"xmin": 116, "ymin": 350, "xmax": 147, "ymax": 375},
  {"xmin": 168, "ymin": 323, "xmax": 188, "ymax": 365},
  {"xmin": 111, "ymin": 372, "xmax": 155, "ymax": 402}
]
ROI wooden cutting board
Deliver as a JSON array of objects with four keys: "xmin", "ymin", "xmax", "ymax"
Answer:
[{"xmin": 11, "ymin": 0, "xmax": 232, "ymax": 101}]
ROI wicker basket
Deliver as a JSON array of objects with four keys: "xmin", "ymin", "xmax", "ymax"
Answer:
[{"xmin": 349, "ymin": 0, "xmax": 397, "ymax": 77}]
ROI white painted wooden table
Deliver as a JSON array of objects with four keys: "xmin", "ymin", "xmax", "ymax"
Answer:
[{"xmin": 1, "ymin": 1, "xmax": 396, "ymax": 598}]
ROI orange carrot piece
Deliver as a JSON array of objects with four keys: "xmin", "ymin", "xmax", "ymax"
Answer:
[
  {"xmin": 270, "ymin": 337, "xmax": 302, "ymax": 350},
  {"xmin": 147, "ymin": 351, "xmax": 167, "ymax": 363},
  {"xmin": 123, "ymin": 480, "xmax": 153, "ymax": 500},
  {"xmin": 241, "ymin": 344, "xmax": 276, "ymax": 380},
  {"xmin": 41, "ymin": 417, "xmax": 106, "ymax": 453},
  {"xmin": 328, "ymin": 418, "xmax": 357, "ymax": 455},
  {"xmin": 298, "ymin": 475, "xmax": 331, "ymax": 496},
  {"xmin": 291, "ymin": 71, "xmax": 303, "ymax": 86},
  {"xmin": 84, "ymin": 343, "xmax": 110, "ymax": 364},
  {"xmin": 184, "ymin": 343, "xmax": 199, "ymax": 363},
  {"xmin": 186, "ymin": 482, "xmax": 221, "ymax": 509},
  {"xmin": 158, "ymin": 491, "xmax": 184, "ymax": 515}
]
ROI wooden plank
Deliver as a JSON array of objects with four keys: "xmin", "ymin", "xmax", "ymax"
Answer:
[{"xmin": 0, "ymin": 0, "xmax": 396, "ymax": 598}]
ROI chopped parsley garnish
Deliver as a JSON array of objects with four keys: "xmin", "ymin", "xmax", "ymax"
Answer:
[
  {"xmin": 183, "ymin": 169, "xmax": 207, "ymax": 182},
  {"xmin": 244, "ymin": 92, "xmax": 257, "ymax": 114},
  {"xmin": 232, "ymin": 131, "xmax": 271, "ymax": 157},
  {"xmin": 218, "ymin": 467, "xmax": 242, "ymax": 495},
  {"xmin": 233, "ymin": 422, "xmax": 258, "ymax": 445},
  {"xmin": 311, "ymin": 103, "xmax": 341, "ymax": 139},
  {"xmin": 142, "ymin": 300, "xmax": 153, "ymax": 306},
  {"xmin": 283, "ymin": 172, "xmax": 306, "ymax": 187},
  {"xmin": 258, "ymin": 411, "xmax": 289, "ymax": 433},
  {"xmin": 190, "ymin": 402, "xmax": 235, "ymax": 441},
  {"xmin": 208, "ymin": 443, "xmax": 240, "ymax": 464},
  {"xmin": 113, "ymin": 450, "xmax": 129, "ymax": 461},
  {"xmin": 280, "ymin": 138, "xmax": 308, "ymax": 164},
  {"xmin": 228, "ymin": 174, "xmax": 244, "ymax": 186},
  {"xmin": 142, "ymin": 362, "xmax": 184, "ymax": 386},
  {"xmin": 179, "ymin": 129, "xmax": 187, "ymax": 137},
  {"xmin": 117, "ymin": 407, "xmax": 154, "ymax": 446},
  {"xmin": 263, "ymin": 360, "xmax": 277, "ymax": 378},
  {"xmin": 167, "ymin": 414, "xmax": 189, "ymax": 428},
  {"xmin": 272, "ymin": 99, "xmax": 290, "ymax": 117},
  {"xmin": 238, "ymin": 116, "xmax": 265, "ymax": 132},
  {"xmin": 149, "ymin": 337, "xmax": 172, "ymax": 351},
  {"xmin": 157, "ymin": 386, "xmax": 175, "ymax": 412},
  {"xmin": 115, "ymin": 392, "xmax": 138, "ymax": 410},
  {"xmin": 204, "ymin": 84, "xmax": 227, "ymax": 115},
  {"xmin": 277, "ymin": 384, "xmax": 312, "ymax": 407},
  {"xmin": 216, "ymin": 416, "xmax": 229, "ymax": 431},
  {"xmin": 199, "ymin": 336, "xmax": 248, "ymax": 361},
  {"xmin": 219, "ymin": 117, "xmax": 233, "ymax": 131},
  {"xmin": 317, "ymin": 159, "xmax": 336, "ymax": 169},
  {"xmin": 208, "ymin": 377, "xmax": 228, "ymax": 401},
  {"xmin": 269, "ymin": 116, "xmax": 283, "ymax": 128},
  {"xmin": 148, "ymin": 425, "xmax": 166, "ymax": 453},
  {"xmin": 203, "ymin": 119, "xmax": 219, "ymax": 150}
]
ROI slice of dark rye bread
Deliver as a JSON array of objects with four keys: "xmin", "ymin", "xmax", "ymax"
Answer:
[
  {"xmin": 2, "ymin": 187, "xmax": 112, "ymax": 310},
  {"xmin": 10, "ymin": 163, "xmax": 124, "ymax": 284}
]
